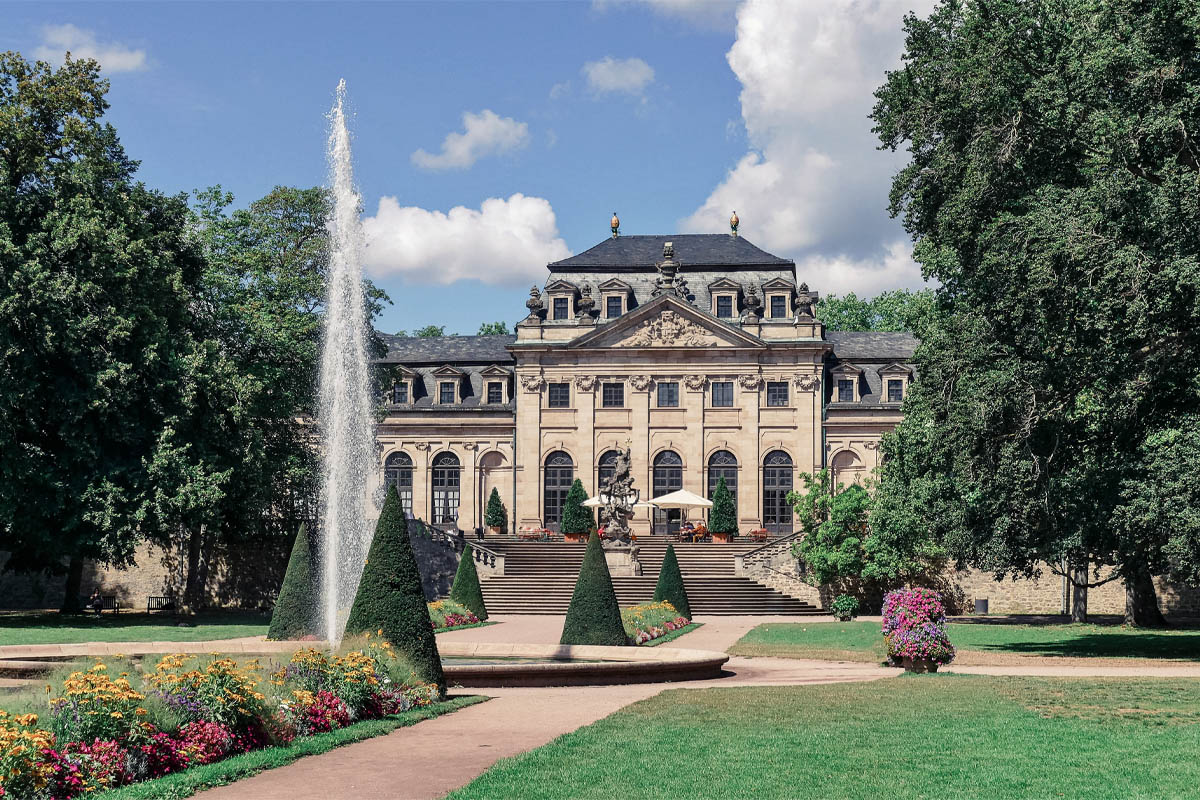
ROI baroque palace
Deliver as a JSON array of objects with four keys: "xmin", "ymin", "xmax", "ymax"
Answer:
[{"xmin": 376, "ymin": 227, "xmax": 915, "ymax": 538}]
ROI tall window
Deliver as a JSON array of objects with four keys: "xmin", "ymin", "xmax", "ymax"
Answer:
[
  {"xmin": 657, "ymin": 381, "xmax": 679, "ymax": 407},
  {"xmin": 487, "ymin": 382, "xmax": 504, "ymax": 404},
  {"xmin": 770, "ymin": 295, "xmax": 787, "ymax": 318},
  {"xmin": 887, "ymin": 379, "xmax": 903, "ymax": 403},
  {"xmin": 391, "ymin": 382, "xmax": 409, "ymax": 404},
  {"xmin": 837, "ymin": 379, "xmax": 855, "ymax": 402},
  {"xmin": 716, "ymin": 295, "xmax": 734, "ymax": 318},
  {"xmin": 553, "ymin": 297, "xmax": 569, "ymax": 319},
  {"xmin": 606, "ymin": 296, "xmax": 623, "ymax": 318},
  {"xmin": 766, "ymin": 381, "xmax": 789, "ymax": 407},
  {"xmin": 431, "ymin": 452, "xmax": 460, "ymax": 525},
  {"xmin": 439, "ymin": 381, "xmax": 455, "ymax": 404},
  {"xmin": 711, "ymin": 381, "xmax": 734, "ymax": 407},
  {"xmin": 762, "ymin": 450, "xmax": 793, "ymax": 535},
  {"xmin": 384, "ymin": 451, "xmax": 413, "ymax": 515},
  {"xmin": 547, "ymin": 382, "xmax": 570, "ymax": 408},
  {"xmin": 707, "ymin": 450, "xmax": 738, "ymax": 508},
  {"xmin": 602, "ymin": 383, "xmax": 624, "ymax": 408},
  {"xmin": 597, "ymin": 450, "xmax": 619, "ymax": 494},
  {"xmin": 652, "ymin": 450, "xmax": 683, "ymax": 535},
  {"xmin": 543, "ymin": 451, "xmax": 574, "ymax": 529}
]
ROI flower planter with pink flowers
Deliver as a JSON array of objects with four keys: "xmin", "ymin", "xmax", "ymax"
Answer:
[{"xmin": 881, "ymin": 587, "xmax": 956, "ymax": 672}]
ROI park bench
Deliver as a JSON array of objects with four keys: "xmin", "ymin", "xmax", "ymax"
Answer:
[
  {"xmin": 146, "ymin": 596, "xmax": 176, "ymax": 613},
  {"xmin": 81, "ymin": 595, "xmax": 121, "ymax": 614}
]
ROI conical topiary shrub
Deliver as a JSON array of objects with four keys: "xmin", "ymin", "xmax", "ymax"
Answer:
[
  {"xmin": 709, "ymin": 476, "xmax": 738, "ymax": 536},
  {"xmin": 653, "ymin": 543, "xmax": 692, "ymax": 619},
  {"xmin": 560, "ymin": 531, "xmax": 627, "ymax": 646},
  {"xmin": 561, "ymin": 478, "xmax": 593, "ymax": 536},
  {"xmin": 268, "ymin": 523, "xmax": 317, "ymax": 640},
  {"xmin": 345, "ymin": 486, "xmax": 446, "ymax": 696},
  {"xmin": 449, "ymin": 544, "xmax": 488, "ymax": 621},
  {"xmin": 484, "ymin": 487, "xmax": 507, "ymax": 533}
]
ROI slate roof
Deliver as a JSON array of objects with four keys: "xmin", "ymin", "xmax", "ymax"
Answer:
[
  {"xmin": 378, "ymin": 334, "xmax": 516, "ymax": 364},
  {"xmin": 825, "ymin": 331, "xmax": 918, "ymax": 361},
  {"xmin": 549, "ymin": 234, "xmax": 794, "ymax": 271}
]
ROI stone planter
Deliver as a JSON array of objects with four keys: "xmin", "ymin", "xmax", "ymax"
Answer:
[
  {"xmin": 563, "ymin": 531, "xmax": 589, "ymax": 543},
  {"xmin": 711, "ymin": 531, "xmax": 734, "ymax": 544},
  {"xmin": 487, "ymin": 526, "xmax": 502, "ymax": 536},
  {"xmin": 835, "ymin": 615, "xmax": 853, "ymax": 623},
  {"xmin": 901, "ymin": 657, "xmax": 939, "ymax": 674}
]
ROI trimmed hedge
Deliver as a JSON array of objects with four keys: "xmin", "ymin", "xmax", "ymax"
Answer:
[
  {"xmin": 561, "ymin": 478, "xmax": 593, "ymax": 535},
  {"xmin": 267, "ymin": 523, "xmax": 317, "ymax": 640},
  {"xmin": 449, "ymin": 544, "xmax": 489, "ymax": 621},
  {"xmin": 484, "ymin": 487, "xmax": 507, "ymax": 531},
  {"xmin": 345, "ymin": 486, "xmax": 446, "ymax": 696},
  {"xmin": 560, "ymin": 531, "xmax": 627, "ymax": 646},
  {"xmin": 709, "ymin": 476, "xmax": 738, "ymax": 535},
  {"xmin": 652, "ymin": 543, "xmax": 692, "ymax": 619}
]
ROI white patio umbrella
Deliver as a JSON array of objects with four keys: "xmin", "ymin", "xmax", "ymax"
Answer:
[
  {"xmin": 649, "ymin": 489, "xmax": 713, "ymax": 509},
  {"xmin": 581, "ymin": 495, "xmax": 608, "ymax": 508}
]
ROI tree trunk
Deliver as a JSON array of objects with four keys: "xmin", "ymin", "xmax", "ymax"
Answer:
[
  {"xmin": 1124, "ymin": 567, "xmax": 1166, "ymax": 627},
  {"xmin": 1070, "ymin": 564, "xmax": 1088, "ymax": 623},
  {"xmin": 60, "ymin": 556, "xmax": 84, "ymax": 613},
  {"xmin": 182, "ymin": 524, "xmax": 209, "ymax": 614}
]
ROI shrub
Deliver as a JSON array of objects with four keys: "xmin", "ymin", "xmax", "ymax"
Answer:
[
  {"xmin": 709, "ymin": 477, "xmax": 737, "ymax": 535},
  {"xmin": 145, "ymin": 654, "xmax": 269, "ymax": 730},
  {"xmin": 448, "ymin": 546, "xmax": 489, "ymax": 621},
  {"xmin": 881, "ymin": 588, "xmax": 955, "ymax": 665},
  {"xmin": 561, "ymin": 478, "xmax": 593, "ymax": 536},
  {"xmin": 560, "ymin": 531, "xmax": 627, "ymax": 646},
  {"xmin": 484, "ymin": 487, "xmax": 507, "ymax": 531},
  {"xmin": 49, "ymin": 662, "xmax": 148, "ymax": 744},
  {"xmin": 830, "ymin": 594, "xmax": 860, "ymax": 620},
  {"xmin": 652, "ymin": 544, "xmax": 692, "ymax": 618},
  {"xmin": 268, "ymin": 523, "xmax": 317, "ymax": 640},
  {"xmin": 344, "ymin": 486, "xmax": 446, "ymax": 697},
  {"xmin": 428, "ymin": 599, "xmax": 481, "ymax": 629}
]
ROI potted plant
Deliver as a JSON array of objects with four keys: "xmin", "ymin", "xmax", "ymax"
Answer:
[
  {"xmin": 881, "ymin": 588, "xmax": 956, "ymax": 673},
  {"xmin": 708, "ymin": 477, "xmax": 737, "ymax": 543},
  {"xmin": 561, "ymin": 479, "xmax": 592, "ymax": 543},
  {"xmin": 484, "ymin": 488, "xmax": 507, "ymax": 536},
  {"xmin": 830, "ymin": 594, "xmax": 859, "ymax": 622}
]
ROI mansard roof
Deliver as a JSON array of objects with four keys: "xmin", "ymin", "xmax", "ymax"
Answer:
[
  {"xmin": 548, "ymin": 234, "xmax": 794, "ymax": 271},
  {"xmin": 825, "ymin": 331, "xmax": 918, "ymax": 361},
  {"xmin": 378, "ymin": 333, "xmax": 516, "ymax": 364}
]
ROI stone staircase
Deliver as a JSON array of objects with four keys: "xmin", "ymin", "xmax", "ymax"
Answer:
[{"xmin": 474, "ymin": 538, "xmax": 822, "ymax": 615}]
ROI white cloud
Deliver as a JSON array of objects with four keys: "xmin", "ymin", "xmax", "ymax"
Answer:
[
  {"xmin": 582, "ymin": 56, "xmax": 655, "ymax": 95},
  {"xmin": 411, "ymin": 110, "xmax": 530, "ymax": 171},
  {"xmin": 682, "ymin": 0, "xmax": 937, "ymax": 294},
  {"xmin": 549, "ymin": 81, "xmax": 571, "ymax": 100},
  {"xmin": 593, "ymin": 0, "xmax": 739, "ymax": 31},
  {"xmin": 34, "ymin": 24, "xmax": 147, "ymax": 72},
  {"xmin": 362, "ymin": 193, "xmax": 571, "ymax": 287}
]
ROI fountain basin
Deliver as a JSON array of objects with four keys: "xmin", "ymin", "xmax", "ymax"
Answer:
[{"xmin": 437, "ymin": 642, "xmax": 729, "ymax": 687}]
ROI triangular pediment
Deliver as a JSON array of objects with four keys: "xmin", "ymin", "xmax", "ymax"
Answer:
[
  {"xmin": 567, "ymin": 295, "xmax": 765, "ymax": 350},
  {"xmin": 761, "ymin": 277, "xmax": 796, "ymax": 292},
  {"xmin": 707, "ymin": 277, "xmax": 743, "ymax": 291},
  {"xmin": 877, "ymin": 362, "xmax": 912, "ymax": 376},
  {"xmin": 831, "ymin": 362, "xmax": 863, "ymax": 376},
  {"xmin": 480, "ymin": 364, "xmax": 512, "ymax": 376},
  {"xmin": 597, "ymin": 277, "xmax": 632, "ymax": 291},
  {"xmin": 544, "ymin": 279, "xmax": 578, "ymax": 293},
  {"xmin": 433, "ymin": 364, "xmax": 465, "ymax": 376}
]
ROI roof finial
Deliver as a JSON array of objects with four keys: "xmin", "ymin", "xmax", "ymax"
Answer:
[
  {"xmin": 730, "ymin": 210, "xmax": 739, "ymax": 237},
  {"xmin": 611, "ymin": 211, "xmax": 620, "ymax": 238}
]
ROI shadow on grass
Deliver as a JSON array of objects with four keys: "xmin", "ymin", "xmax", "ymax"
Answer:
[
  {"xmin": 967, "ymin": 632, "xmax": 1200, "ymax": 660},
  {"xmin": 0, "ymin": 610, "xmax": 269, "ymax": 631}
]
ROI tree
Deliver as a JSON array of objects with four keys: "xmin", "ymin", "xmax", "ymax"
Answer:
[
  {"xmin": 560, "ymin": 479, "xmax": 593, "ymax": 536},
  {"xmin": 653, "ymin": 544, "xmax": 691, "ymax": 619},
  {"xmin": 871, "ymin": 1, "xmax": 1200, "ymax": 623},
  {"xmin": 484, "ymin": 487, "xmax": 507, "ymax": 532},
  {"xmin": 413, "ymin": 325, "xmax": 446, "ymax": 338},
  {"xmin": 477, "ymin": 321, "xmax": 510, "ymax": 336},
  {"xmin": 449, "ymin": 545, "xmax": 489, "ymax": 621},
  {"xmin": 560, "ymin": 532, "xmax": 626, "ymax": 646},
  {"xmin": 708, "ymin": 477, "xmax": 737, "ymax": 536},
  {"xmin": 0, "ymin": 52, "xmax": 205, "ymax": 608},
  {"xmin": 345, "ymin": 486, "xmax": 446, "ymax": 695},
  {"xmin": 816, "ymin": 289, "xmax": 934, "ymax": 334},
  {"xmin": 267, "ymin": 524, "xmax": 317, "ymax": 639}
]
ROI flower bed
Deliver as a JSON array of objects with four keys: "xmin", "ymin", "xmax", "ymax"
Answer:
[
  {"xmin": 881, "ymin": 588, "xmax": 956, "ymax": 669},
  {"xmin": 427, "ymin": 599, "xmax": 480, "ymax": 630},
  {"xmin": 0, "ymin": 634, "xmax": 439, "ymax": 799},
  {"xmin": 621, "ymin": 601, "xmax": 691, "ymax": 646}
]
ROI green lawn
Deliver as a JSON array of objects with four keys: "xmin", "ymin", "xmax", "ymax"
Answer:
[
  {"xmin": 728, "ymin": 621, "xmax": 1200, "ymax": 662},
  {"xmin": 0, "ymin": 611, "xmax": 269, "ymax": 646},
  {"xmin": 449, "ymin": 677, "xmax": 1200, "ymax": 800}
]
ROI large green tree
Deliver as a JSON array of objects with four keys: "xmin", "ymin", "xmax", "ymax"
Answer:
[
  {"xmin": 477, "ymin": 321, "xmax": 509, "ymax": 336},
  {"xmin": 0, "ymin": 53, "xmax": 204, "ymax": 607},
  {"xmin": 816, "ymin": 289, "xmax": 934, "ymax": 334},
  {"xmin": 870, "ymin": 1, "xmax": 1200, "ymax": 623}
]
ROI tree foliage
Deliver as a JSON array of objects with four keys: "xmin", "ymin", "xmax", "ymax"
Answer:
[
  {"xmin": 477, "ymin": 321, "xmax": 510, "ymax": 335},
  {"xmin": 484, "ymin": 487, "xmax": 507, "ymax": 531},
  {"xmin": 267, "ymin": 524, "xmax": 317, "ymax": 640},
  {"xmin": 449, "ymin": 544, "xmax": 489, "ymax": 621},
  {"xmin": 412, "ymin": 325, "xmax": 446, "ymax": 338},
  {"xmin": 560, "ymin": 479, "xmax": 593, "ymax": 535},
  {"xmin": 345, "ymin": 487, "xmax": 446, "ymax": 695},
  {"xmin": 653, "ymin": 544, "xmax": 691, "ymax": 619},
  {"xmin": 560, "ymin": 532, "xmax": 626, "ymax": 646},
  {"xmin": 708, "ymin": 477, "xmax": 738, "ymax": 535},
  {"xmin": 870, "ymin": 1, "xmax": 1200, "ymax": 622},
  {"xmin": 816, "ymin": 289, "xmax": 934, "ymax": 334}
]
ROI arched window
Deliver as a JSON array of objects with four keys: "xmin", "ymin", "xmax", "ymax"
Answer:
[
  {"xmin": 762, "ymin": 450, "xmax": 793, "ymax": 535},
  {"xmin": 431, "ymin": 452, "xmax": 460, "ymax": 525},
  {"xmin": 707, "ymin": 450, "xmax": 738, "ymax": 507},
  {"xmin": 831, "ymin": 450, "xmax": 866, "ymax": 489},
  {"xmin": 543, "ymin": 451, "xmax": 574, "ymax": 530},
  {"xmin": 653, "ymin": 450, "xmax": 683, "ymax": 536},
  {"xmin": 597, "ymin": 450, "xmax": 620, "ymax": 494},
  {"xmin": 384, "ymin": 451, "xmax": 413, "ymax": 515}
]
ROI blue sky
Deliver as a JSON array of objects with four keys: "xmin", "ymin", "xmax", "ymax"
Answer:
[{"xmin": 4, "ymin": 0, "xmax": 935, "ymax": 336}]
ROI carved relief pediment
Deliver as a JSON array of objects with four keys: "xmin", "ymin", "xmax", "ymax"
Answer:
[{"xmin": 620, "ymin": 311, "xmax": 719, "ymax": 348}]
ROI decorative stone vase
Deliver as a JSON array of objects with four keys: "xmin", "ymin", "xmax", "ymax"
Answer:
[
  {"xmin": 901, "ymin": 657, "xmax": 939, "ymax": 674},
  {"xmin": 711, "ymin": 531, "xmax": 734, "ymax": 544},
  {"xmin": 563, "ymin": 531, "xmax": 589, "ymax": 543}
]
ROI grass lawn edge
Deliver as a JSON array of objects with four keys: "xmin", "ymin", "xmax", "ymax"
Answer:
[
  {"xmin": 639, "ymin": 622, "xmax": 703, "ymax": 647},
  {"xmin": 96, "ymin": 695, "xmax": 489, "ymax": 800},
  {"xmin": 435, "ymin": 620, "xmax": 500, "ymax": 634}
]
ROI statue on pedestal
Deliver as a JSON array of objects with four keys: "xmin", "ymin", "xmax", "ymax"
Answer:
[{"xmin": 599, "ymin": 444, "xmax": 638, "ymax": 546}]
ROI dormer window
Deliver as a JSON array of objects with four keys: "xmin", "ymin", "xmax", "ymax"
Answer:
[
  {"xmin": 837, "ymin": 380, "xmax": 855, "ymax": 403},
  {"xmin": 392, "ymin": 382, "xmax": 409, "ymax": 404},
  {"xmin": 831, "ymin": 363, "xmax": 864, "ymax": 403},
  {"xmin": 887, "ymin": 380, "xmax": 903, "ymax": 403},
  {"xmin": 598, "ymin": 278, "xmax": 632, "ymax": 320},
  {"xmin": 439, "ymin": 381, "xmax": 456, "ymax": 404},
  {"xmin": 877, "ymin": 363, "xmax": 913, "ymax": 404},
  {"xmin": 716, "ymin": 295, "xmax": 734, "ymax": 318},
  {"xmin": 606, "ymin": 295, "xmax": 623, "ymax": 318},
  {"xmin": 553, "ymin": 297, "xmax": 569, "ymax": 319},
  {"xmin": 761, "ymin": 279, "xmax": 797, "ymax": 320},
  {"xmin": 487, "ymin": 381, "xmax": 504, "ymax": 404},
  {"xmin": 769, "ymin": 294, "xmax": 788, "ymax": 318},
  {"xmin": 432, "ymin": 364, "xmax": 464, "ymax": 404}
]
